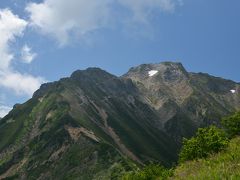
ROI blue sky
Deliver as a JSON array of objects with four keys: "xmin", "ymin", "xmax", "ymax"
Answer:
[{"xmin": 0, "ymin": 0, "xmax": 240, "ymax": 117}]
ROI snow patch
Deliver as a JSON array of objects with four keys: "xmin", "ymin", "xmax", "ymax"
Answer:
[
  {"xmin": 230, "ymin": 90, "xmax": 236, "ymax": 94},
  {"xmin": 148, "ymin": 70, "xmax": 158, "ymax": 77}
]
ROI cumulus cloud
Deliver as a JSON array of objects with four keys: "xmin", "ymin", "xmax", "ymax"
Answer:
[
  {"xmin": 0, "ymin": 105, "xmax": 12, "ymax": 118},
  {"xmin": 26, "ymin": 0, "xmax": 181, "ymax": 45},
  {"xmin": 0, "ymin": 9, "xmax": 27, "ymax": 70},
  {"xmin": 117, "ymin": 0, "xmax": 177, "ymax": 23},
  {"xmin": 0, "ymin": 94, "xmax": 11, "ymax": 118},
  {"xmin": 0, "ymin": 71, "xmax": 45, "ymax": 96},
  {"xmin": 26, "ymin": 0, "xmax": 112, "ymax": 46},
  {"xmin": 21, "ymin": 44, "xmax": 37, "ymax": 63},
  {"xmin": 0, "ymin": 9, "xmax": 45, "ymax": 97}
]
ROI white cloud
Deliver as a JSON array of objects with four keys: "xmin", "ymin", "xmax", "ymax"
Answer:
[
  {"xmin": 0, "ymin": 105, "xmax": 12, "ymax": 118},
  {"xmin": 26, "ymin": 0, "xmax": 112, "ymax": 46},
  {"xmin": 0, "ymin": 9, "xmax": 27, "ymax": 70},
  {"xmin": 21, "ymin": 44, "xmax": 37, "ymax": 63},
  {"xmin": 0, "ymin": 71, "xmax": 45, "ymax": 96},
  {"xmin": 117, "ymin": 0, "xmax": 177, "ymax": 23},
  {"xmin": 0, "ymin": 9, "xmax": 45, "ymax": 97},
  {"xmin": 26, "ymin": 0, "xmax": 182, "ymax": 45}
]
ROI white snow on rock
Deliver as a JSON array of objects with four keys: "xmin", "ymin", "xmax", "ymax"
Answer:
[
  {"xmin": 148, "ymin": 70, "xmax": 158, "ymax": 77},
  {"xmin": 230, "ymin": 90, "xmax": 236, "ymax": 94}
]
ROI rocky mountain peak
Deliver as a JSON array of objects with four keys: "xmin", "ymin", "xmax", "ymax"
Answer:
[
  {"xmin": 123, "ymin": 62, "xmax": 193, "ymax": 109},
  {"xmin": 124, "ymin": 62, "xmax": 188, "ymax": 82},
  {"xmin": 70, "ymin": 67, "xmax": 116, "ymax": 82}
]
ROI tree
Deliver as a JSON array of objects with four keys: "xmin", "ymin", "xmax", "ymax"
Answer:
[
  {"xmin": 179, "ymin": 126, "xmax": 228, "ymax": 162},
  {"xmin": 222, "ymin": 111, "xmax": 240, "ymax": 138}
]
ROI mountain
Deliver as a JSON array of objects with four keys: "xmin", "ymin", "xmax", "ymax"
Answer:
[
  {"xmin": 124, "ymin": 62, "xmax": 240, "ymax": 141},
  {"xmin": 0, "ymin": 62, "xmax": 239, "ymax": 179}
]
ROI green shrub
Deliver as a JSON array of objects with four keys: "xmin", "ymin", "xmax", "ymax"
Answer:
[
  {"xmin": 122, "ymin": 164, "xmax": 173, "ymax": 180},
  {"xmin": 173, "ymin": 137, "xmax": 240, "ymax": 179},
  {"xmin": 179, "ymin": 126, "xmax": 228, "ymax": 162},
  {"xmin": 222, "ymin": 111, "xmax": 240, "ymax": 138}
]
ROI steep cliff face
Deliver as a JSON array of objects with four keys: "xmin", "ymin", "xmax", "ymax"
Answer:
[
  {"xmin": 124, "ymin": 62, "xmax": 240, "ymax": 141},
  {"xmin": 0, "ymin": 62, "xmax": 239, "ymax": 179}
]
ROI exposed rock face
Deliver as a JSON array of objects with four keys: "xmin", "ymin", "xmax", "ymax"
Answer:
[
  {"xmin": 123, "ymin": 62, "xmax": 192, "ymax": 108},
  {"xmin": 0, "ymin": 62, "xmax": 239, "ymax": 179},
  {"xmin": 124, "ymin": 62, "xmax": 240, "ymax": 139}
]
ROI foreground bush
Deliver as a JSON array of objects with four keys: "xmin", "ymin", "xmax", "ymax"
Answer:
[
  {"xmin": 173, "ymin": 137, "xmax": 240, "ymax": 179},
  {"xmin": 222, "ymin": 111, "xmax": 240, "ymax": 137},
  {"xmin": 179, "ymin": 126, "xmax": 228, "ymax": 162},
  {"xmin": 122, "ymin": 164, "xmax": 173, "ymax": 180}
]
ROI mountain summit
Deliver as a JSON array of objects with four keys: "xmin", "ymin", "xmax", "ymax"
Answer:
[{"xmin": 0, "ymin": 62, "xmax": 239, "ymax": 179}]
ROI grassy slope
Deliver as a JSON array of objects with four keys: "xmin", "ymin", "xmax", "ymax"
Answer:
[
  {"xmin": 172, "ymin": 137, "xmax": 240, "ymax": 180},
  {"xmin": 0, "ymin": 92, "xmax": 135, "ymax": 179}
]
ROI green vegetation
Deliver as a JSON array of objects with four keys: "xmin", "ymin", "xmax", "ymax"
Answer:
[
  {"xmin": 122, "ymin": 112, "xmax": 240, "ymax": 180},
  {"xmin": 222, "ymin": 111, "xmax": 240, "ymax": 137},
  {"xmin": 179, "ymin": 126, "xmax": 228, "ymax": 162},
  {"xmin": 173, "ymin": 136, "xmax": 240, "ymax": 179},
  {"xmin": 122, "ymin": 164, "xmax": 173, "ymax": 180},
  {"xmin": 0, "ymin": 99, "xmax": 38, "ymax": 151},
  {"xmin": 172, "ymin": 112, "xmax": 240, "ymax": 179}
]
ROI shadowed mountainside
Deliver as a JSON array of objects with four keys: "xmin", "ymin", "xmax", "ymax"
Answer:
[{"xmin": 0, "ymin": 62, "xmax": 239, "ymax": 179}]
